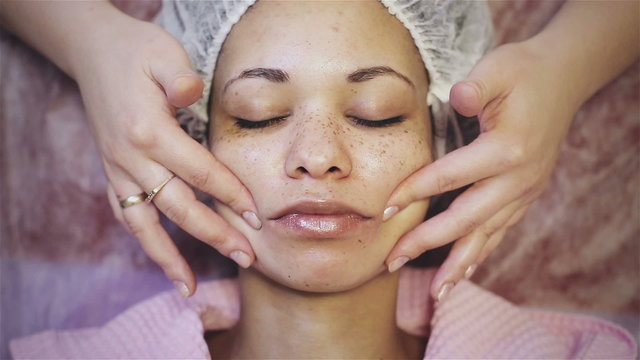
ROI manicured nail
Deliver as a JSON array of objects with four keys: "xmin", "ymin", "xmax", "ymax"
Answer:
[
  {"xmin": 383, "ymin": 206, "xmax": 399, "ymax": 221},
  {"xmin": 230, "ymin": 250, "xmax": 252, "ymax": 268},
  {"xmin": 242, "ymin": 211, "xmax": 262, "ymax": 230},
  {"xmin": 465, "ymin": 264, "xmax": 478, "ymax": 279},
  {"xmin": 388, "ymin": 256, "xmax": 410, "ymax": 273},
  {"xmin": 437, "ymin": 282, "xmax": 454, "ymax": 303},
  {"xmin": 173, "ymin": 281, "xmax": 190, "ymax": 298}
]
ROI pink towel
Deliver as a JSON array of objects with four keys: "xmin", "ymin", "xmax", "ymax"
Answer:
[{"xmin": 10, "ymin": 268, "xmax": 637, "ymax": 359}]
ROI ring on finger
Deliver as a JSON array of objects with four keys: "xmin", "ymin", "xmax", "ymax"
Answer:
[
  {"xmin": 145, "ymin": 174, "xmax": 176, "ymax": 203},
  {"xmin": 119, "ymin": 193, "xmax": 146, "ymax": 208}
]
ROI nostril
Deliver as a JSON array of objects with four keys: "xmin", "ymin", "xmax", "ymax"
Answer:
[
  {"xmin": 297, "ymin": 166, "xmax": 309, "ymax": 174},
  {"xmin": 328, "ymin": 166, "xmax": 339, "ymax": 173}
]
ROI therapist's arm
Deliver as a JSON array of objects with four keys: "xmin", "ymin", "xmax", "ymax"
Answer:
[
  {"xmin": 384, "ymin": 0, "xmax": 639, "ymax": 300},
  {"xmin": 1, "ymin": 1, "xmax": 259, "ymax": 297}
]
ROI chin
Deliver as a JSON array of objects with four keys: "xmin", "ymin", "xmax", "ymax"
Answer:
[
  {"xmin": 251, "ymin": 241, "xmax": 389, "ymax": 293},
  {"xmin": 216, "ymin": 200, "xmax": 430, "ymax": 293}
]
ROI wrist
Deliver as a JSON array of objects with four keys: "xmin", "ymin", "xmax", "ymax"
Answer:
[
  {"xmin": 520, "ymin": 1, "xmax": 640, "ymax": 109},
  {"xmin": 64, "ymin": 3, "xmax": 137, "ymax": 80},
  {"xmin": 517, "ymin": 36, "xmax": 586, "ymax": 113}
]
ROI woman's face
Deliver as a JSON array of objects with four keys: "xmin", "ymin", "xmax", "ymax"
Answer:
[{"xmin": 210, "ymin": 0, "xmax": 432, "ymax": 292}]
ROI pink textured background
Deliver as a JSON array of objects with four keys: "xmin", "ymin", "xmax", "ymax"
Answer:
[{"xmin": 1, "ymin": 0, "xmax": 638, "ymax": 356}]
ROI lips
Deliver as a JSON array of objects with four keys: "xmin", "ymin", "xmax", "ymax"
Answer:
[{"xmin": 269, "ymin": 200, "xmax": 373, "ymax": 238}]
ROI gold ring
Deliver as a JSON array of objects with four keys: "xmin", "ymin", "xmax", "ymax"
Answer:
[
  {"xmin": 119, "ymin": 193, "xmax": 146, "ymax": 209},
  {"xmin": 145, "ymin": 174, "xmax": 176, "ymax": 203}
]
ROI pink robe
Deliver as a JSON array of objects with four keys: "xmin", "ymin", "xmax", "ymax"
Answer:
[{"xmin": 10, "ymin": 268, "xmax": 636, "ymax": 359}]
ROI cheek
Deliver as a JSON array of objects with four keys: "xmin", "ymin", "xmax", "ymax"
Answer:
[
  {"xmin": 354, "ymin": 125, "xmax": 431, "ymax": 195},
  {"xmin": 211, "ymin": 130, "xmax": 286, "ymax": 204}
]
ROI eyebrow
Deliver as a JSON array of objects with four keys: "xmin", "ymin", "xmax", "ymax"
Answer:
[
  {"xmin": 347, "ymin": 66, "xmax": 414, "ymax": 88},
  {"xmin": 223, "ymin": 65, "xmax": 414, "ymax": 93},
  {"xmin": 223, "ymin": 68, "xmax": 289, "ymax": 93}
]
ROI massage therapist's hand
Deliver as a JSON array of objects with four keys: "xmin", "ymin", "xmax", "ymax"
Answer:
[
  {"xmin": 383, "ymin": 0, "xmax": 639, "ymax": 301},
  {"xmin": 1, "ymin": 1, "xmax": 259, "ymax": 297},
  {"xmin": 385, "ymin": 42, "xmax": 574, "ymax": 300}
]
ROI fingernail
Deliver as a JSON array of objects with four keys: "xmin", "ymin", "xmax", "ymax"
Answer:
[
  {"xmin": 173, "ymin": 281, "xmax": 190, "ymax": 298},
  {"xmin": 230, "ymin": 250, "xmax": 252, "ymax": 269},
  {"xmin": 388, "ymin": 256, "xmax": 410, "ymax": 273},
  {"xmin": 242, "ymin": 211, "xmax": 262, "ymax": 230},
  {"xmin": 465, "ymin": 264, "xmax": 478, "ymax": 279},
  {"xmin": 437, "ymin": 282, "xmax": 454, "ymax": 303},
  {"xmin": 383, "ymin": 206, "xmax": 399, "ymax": 221}
]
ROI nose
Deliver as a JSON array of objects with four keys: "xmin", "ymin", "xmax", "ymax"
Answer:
[{"xmin": 284, "ymin": 117, "xmax": 352, "ymax": 180}]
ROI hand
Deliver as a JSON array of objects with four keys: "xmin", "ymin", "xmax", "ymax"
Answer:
[
  {"xmin": 72, "ymin": 12, "xmax": 260, "ymax": 297},
  {"xmin": 384, "ymin": 41, "xmax": 578, "ymax": 301}
]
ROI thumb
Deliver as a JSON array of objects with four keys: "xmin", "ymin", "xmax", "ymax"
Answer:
[
  {"xmin": 450, "ymin": 52, "xmax": 510, "ymax": 118},
  {"xmin": 148, "ymin": 46, "xmax": 204, "ymax": 109}
]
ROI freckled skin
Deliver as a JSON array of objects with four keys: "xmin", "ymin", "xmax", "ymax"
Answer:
[{"xmin": 208, "ymin": 1, "xmax": 433, "ymax": 293}]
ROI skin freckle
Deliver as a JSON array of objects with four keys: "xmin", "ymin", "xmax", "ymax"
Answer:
[{"xmin": 208, "ymin": 1, "xmax": 433, "ymax": 299}]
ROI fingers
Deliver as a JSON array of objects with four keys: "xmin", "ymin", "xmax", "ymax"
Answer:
[
  {"xmin": 146, "ymin": 128, "xmax": 260, "ymax": 228},
  {"xmin": 147, "ymin": 41, "xmax": 204, "ymax": 108},
  {"xmin": 386, "ymin": 176, "xmax": 515, "ymax": 269},
  {"xmin": 119, "ymin": 160, "xmax": 256, "ymax": 266},
  {"xmin": 385, "ymin": 135, "xmax": 523, "ymax": 212},
  {"xmin": 150, "ymin": 176, "xmax": 255, "ymax": 267},
  {"xmin": 449, "ymin": 49, "xmax": 512, "ymax": 118},
  {"xmin": 428, "ymin": 201, "xmax": 523, "ymax": 301},
  {"xmin": 477, "ymin": 227, "xmax": 508, "ymax": 265},
  {"xmin": 477, "ymin": 207, "xmax": 527, "ymax": 263},
  {"xmin": 109, "ymin": 176, "xmax": 198, "ymax": 297},
  {"xmin": 108, "ymin": 161, "xmax": 257, "ymax": 297},
  {"xmin": 123, "ymin": 202, "xmax": 197, "ymax": 298},
  {"xmin": 106, "ymin": 184, "xmax": 125, "ymax": 225}
]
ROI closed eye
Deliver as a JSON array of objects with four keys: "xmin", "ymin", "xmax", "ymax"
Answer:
[
  {"xmin": 349, "ymin": 116, "xmax": 405, "ymax": 128},
  {"xmin": 234, "ymin": 116, "xmax": 287, "ymax": 129},
  {"xmin": 234, "ymin": 115, "xmax": 405, "ymax": 129}
]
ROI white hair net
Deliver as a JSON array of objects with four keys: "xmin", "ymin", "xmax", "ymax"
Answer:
[{"xmin": 155, "ymin": 0, "xmax": 494, "ymax": 158}]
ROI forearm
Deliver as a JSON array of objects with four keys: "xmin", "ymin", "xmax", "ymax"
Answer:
[
  {"xmin": 0, "ymin": 0, "xmax": 128, "ymax": 79},
  {"xmin": 524, "ymin": 0, "xmax": 639, "ymax": 109}
]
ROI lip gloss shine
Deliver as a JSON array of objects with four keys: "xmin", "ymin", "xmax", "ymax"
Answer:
[{"xmin": 274, "ymin": 213, "xmax": 368, "ymax": 238}]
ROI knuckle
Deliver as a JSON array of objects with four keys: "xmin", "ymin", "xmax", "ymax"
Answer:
[
  {"xmin": 436, "ymin": 175, "xmax": 456, "ymax": 194},
  {"xmin": 127, "ymin": 121, "xmax": 158, "ymax": 148},
  {"xmin": 188, "ymin": 168, "xmax": 212, "ymax": 190},
  {"xmin": 519, "ymin": 179, "xmax": 546, "ymax": 202},
  {"xmin": 519, "ymin": 184, "xmax": 537, "ymax": 200},
  {"xmin": 204, "ymin": 230, "xmax": 227, "ymax": 249},
  {"xmin": 480, "ymin": 223, "xmax": 498, "ymax": 239},
  {"xmin": 163, "ymin": 203, "xmax": 188, "ymax": 226},
  {"xmin": 500, "ymin": 142, "xmax": 525, "ymax": 169},
  {"xmin": 467, "ymin": 79, "xmax": 488, "ymax": 100},
  {"xmin": 124, "ymin": 218, "xmax": 146, "ymax": 239},
  {"xmin": 460, "ymin": 216, "xmax": 482, "ymax": 236},
  {"xmin": 225, "ymin": 192, "xmax": 244, "ymax": 210},
  {"xmin": 101, "ymin": 139, "xmax": 129, "ymax": 165},
  {"xmin": 508, "ymin": 209, "xmax": 527, "ymax": 226}
]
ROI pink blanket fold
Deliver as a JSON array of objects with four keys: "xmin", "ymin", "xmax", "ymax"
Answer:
[{"xmin": 10, "ymin": 268, "xmax": 637, "ymax": 359}]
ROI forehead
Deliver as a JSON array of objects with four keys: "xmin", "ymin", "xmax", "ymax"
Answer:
[{"xmin": 213, "ymin": 0, "xmax": 428, "ymax": 89}]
